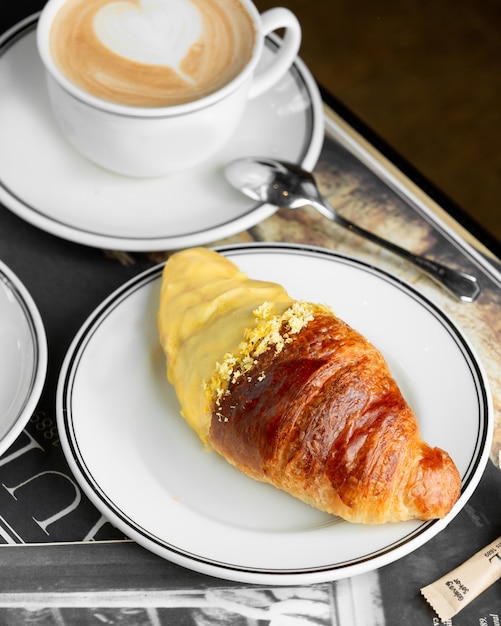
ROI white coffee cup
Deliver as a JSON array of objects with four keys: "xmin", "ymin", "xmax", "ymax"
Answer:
[{"xmin": 36, "ymin": 0, "xmax": 302, "ymax": 178}]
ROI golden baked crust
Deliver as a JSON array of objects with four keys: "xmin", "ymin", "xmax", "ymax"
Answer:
[
  {"xmin": 158, "ymin": 247, "xmax": 461, "ymax": 524},
  {"xmin": 209, "ymin": 309, "xmax": 461, "ymax": 523}
]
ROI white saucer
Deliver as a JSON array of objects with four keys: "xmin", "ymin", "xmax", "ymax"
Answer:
[
  {"xmin": 0, "ymin": 259, "xmax": 47, "ymax": 456},
  {"xmin": 56, "ymin": 243, "xmax": 492, "ymax": 585},
  {"xmin": 0, "ymin": 15, "xmax": 324, "ymax": 251}
]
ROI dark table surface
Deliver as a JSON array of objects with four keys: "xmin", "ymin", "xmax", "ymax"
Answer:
[{"xmin": 1, "ymin": 4, "xmax": 500, "ymax": 625}]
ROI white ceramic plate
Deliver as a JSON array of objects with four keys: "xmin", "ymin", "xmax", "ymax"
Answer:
[
  {"xmin": 0, "ymin": 260, "xmax": 47, "ymax": 456},
  {"xmin": 56, "ymin": 243, "xmax": 492, "ymax": 584},
  {"xmin": 0, "ymin": 16, "xmax": 324, "ymax": 251}
]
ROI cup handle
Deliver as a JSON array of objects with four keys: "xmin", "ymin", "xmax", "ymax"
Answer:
[{"xmin": 248, "ymin": 8, "xmax": 302, "ymax": 99}]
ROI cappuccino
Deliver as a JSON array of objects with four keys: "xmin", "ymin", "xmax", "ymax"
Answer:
[{"xmin": 49, "ymin": 0, "xmax": 256, "ymax": 107}]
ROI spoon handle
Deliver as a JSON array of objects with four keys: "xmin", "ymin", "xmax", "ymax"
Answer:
[{"xmin": 311, "ymin": 200, "xmax": 480, "ymax": 303}]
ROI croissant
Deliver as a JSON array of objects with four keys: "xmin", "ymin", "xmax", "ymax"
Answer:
[{"xmin": 158, "ymin": 247, "xmax": 461, "ymax": 524}]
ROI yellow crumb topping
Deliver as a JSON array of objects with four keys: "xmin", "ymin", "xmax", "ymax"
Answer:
[{"xmin": 205, "ymin": 301, "xmax": 320, "ymax": 408}]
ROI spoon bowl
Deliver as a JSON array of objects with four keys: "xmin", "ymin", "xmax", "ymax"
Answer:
[
  {"xmin": 225, "ymin": 158, "xmax": 320, "ymax": 210},
  {"xmin": 224, "ymin": 157, "xmax": 480, "ymax": 302}
]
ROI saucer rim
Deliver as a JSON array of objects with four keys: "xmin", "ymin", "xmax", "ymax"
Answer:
[{"xmin": 0, "ymin": 258, "xmax": 48, "ymax": 456}]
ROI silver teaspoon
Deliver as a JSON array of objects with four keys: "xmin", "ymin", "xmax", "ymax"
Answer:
[{"xmin": 225, "ymin": 157, "xmax": 480, "ymax": 303}]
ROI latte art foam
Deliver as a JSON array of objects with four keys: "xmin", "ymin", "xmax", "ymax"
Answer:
[{"xmin": 49, "ymin": 0, "xmax": 256, "ymax": 107}]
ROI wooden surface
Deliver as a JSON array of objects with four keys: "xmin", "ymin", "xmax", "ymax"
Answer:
[{"xmin": 254, "ymin": 0, "xmax": 501, "ymax": 243}]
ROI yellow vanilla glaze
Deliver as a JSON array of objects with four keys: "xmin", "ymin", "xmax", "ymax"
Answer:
[{"xmin": 158, "ymin": 247, "xmax": 294, "ymax": 441}]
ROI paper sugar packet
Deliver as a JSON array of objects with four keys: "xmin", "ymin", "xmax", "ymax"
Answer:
[{"xmin": 421, "ymin": 535, "xmax": 501, "ymax": 621}]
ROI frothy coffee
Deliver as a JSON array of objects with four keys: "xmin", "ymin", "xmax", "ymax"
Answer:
[{"xmin": 49, "ymin": 0, "xmax": 256, "ymax": 107}]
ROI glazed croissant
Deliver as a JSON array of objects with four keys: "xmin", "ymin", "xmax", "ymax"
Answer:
[{"xmin": 158, "ymin": 247, "xmax": 461, "ymax": 524}]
